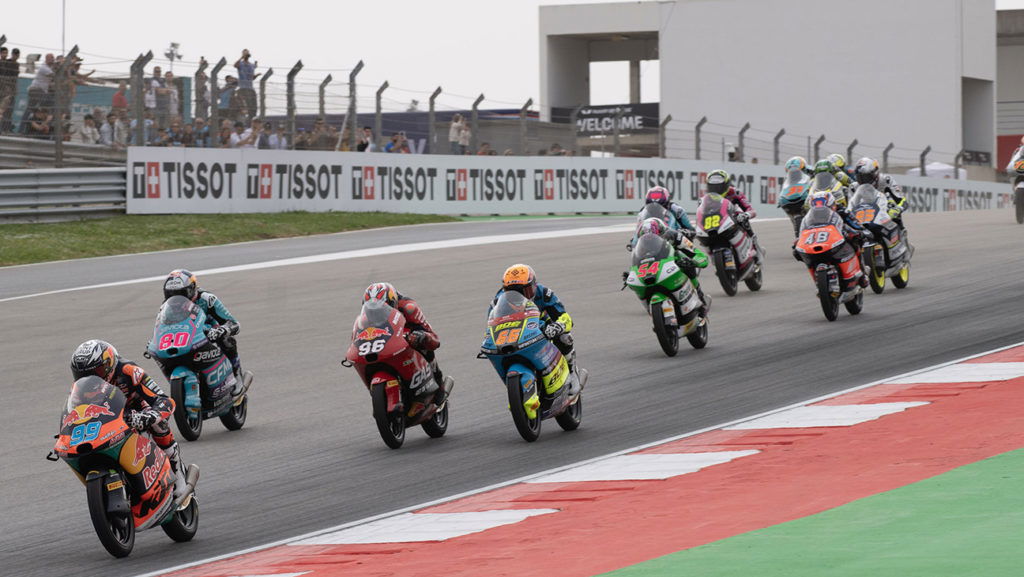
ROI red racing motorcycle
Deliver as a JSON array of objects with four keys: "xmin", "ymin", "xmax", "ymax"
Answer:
[{"xmin": 343, "ymin": 300, "xmax": 452, "ymax": 449}]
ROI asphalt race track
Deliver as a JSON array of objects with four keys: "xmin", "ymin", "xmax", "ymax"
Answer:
[{"xmin": 1, "ymin": 211, "xmax": 1021, "ymax": 577}]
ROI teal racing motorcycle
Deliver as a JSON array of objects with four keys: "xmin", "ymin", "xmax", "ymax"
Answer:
[
  {"xmin": 624, "ymin": 232, "xmax": 709, "ymax": 356},
  {"xmin": 145, "ymin": 295, "xmax": 252, "ymax": 441},
  {"xmin": 479, "ymin": 291, "xmax": 586, "ymax": 442}
]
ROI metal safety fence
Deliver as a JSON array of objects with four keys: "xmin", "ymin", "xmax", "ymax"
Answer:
[{"xmin": 0, "ymin": 166, "xmax": 126, "ymax": 222}]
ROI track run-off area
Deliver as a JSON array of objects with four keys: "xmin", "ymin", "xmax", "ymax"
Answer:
[{"xmin": 1, "ymin": 210, "xmax": 1021, "ymax": 576}]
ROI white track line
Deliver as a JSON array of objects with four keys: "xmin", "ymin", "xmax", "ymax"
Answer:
[{"xmin": 131, "ymin": 339, "xmax": 1024, "ymax": 577}]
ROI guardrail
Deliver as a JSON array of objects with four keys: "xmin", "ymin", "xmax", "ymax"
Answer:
[
  {"xmin": 0, "ymin": 136, "xmax": 127, "ymax": 171},
  {"xmin": 0, "ymin": 167, "xmax": 127, "ymax": 222}
]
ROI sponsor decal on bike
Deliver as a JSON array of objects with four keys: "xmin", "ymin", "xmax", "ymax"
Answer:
[
  {"xmin": 61, "ymin": 403, "xmax": 115, "ymax": 428},
  {"xmin": 356, "ymin": 326, "xmax": 392, "ymax": 341},
  {"xmin": 193, "ymin": 348, "xmax": 221, "ymax": 362}
]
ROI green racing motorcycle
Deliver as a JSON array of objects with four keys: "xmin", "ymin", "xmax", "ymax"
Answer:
[{"xmin": 623, "ymin": 232, "xmax": 709, "ymax": 357}]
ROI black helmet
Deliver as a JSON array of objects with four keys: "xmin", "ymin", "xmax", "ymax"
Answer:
[
  {"xmin": 854, "ymin": 157, "xmax": 881, "ymax": 186},
  {"xmin": 70, "ymin": 340, "xmax": 118, "ymax": 381},
  {"xmin": 164, "ymin": 269, "xmax": 198, "ymax": 301},
  {"xmin": 706, "ymin": 169, "xmax": 731, "ymax": 195}
]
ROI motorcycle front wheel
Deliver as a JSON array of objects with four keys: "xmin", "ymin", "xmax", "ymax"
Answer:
[
  {"xmin": 507, "ymin": 373, "xmax": 541, "ymax": 442},
  {"xmin": 421, "ymin": 400, "xmax": 448, "ymax": 438},
  {"xmin": 714, "ymin": 251, "xmax": 739, "ymax": 296},
  {"xmin": 87, "ymin": 475, "xmax": 135, "ymax": 558},
  {"xmin": 650, "ymin": 301, "xmax": 679, "ymax": 357},
  {"xmin": 845, "ymin": 290, "xmax": 864, "ymax": 315},
  {"xmin": 1015, "ymin": 189, "xmax": 1024, "ymax": 224},
  {"xmin": 219, "ymin": 394, "xmax": 247, "ymax": 431},
  {"xmin": 816, "ymin": 269, "xmax": 839, "ymax": 322},
  {"xmin": 744, "ymin": 263, "xmax": 763, "ymax": 292},
  {"xmin": 170, "ymin": 377, "xmax": 202, "ymax": 442},
  {"xmin": 686, "ymin": 317, "xmax": 709, "ymax": 349},
  {"xmin": 161, "ymin": 493, "xmax": 199, "ymax": 542},
  {"xmin": 371, "ymin": 384, "xmax": 405, "ymax": 449}
]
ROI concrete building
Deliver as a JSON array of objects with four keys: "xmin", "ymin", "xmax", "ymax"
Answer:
[
  {"xmin": 997, "ymin": 9, "xmax": 1024, "ymax": 167},
  {"xmin": 540, "ymin": 0, "xmax": 997, "ymax": 169}
]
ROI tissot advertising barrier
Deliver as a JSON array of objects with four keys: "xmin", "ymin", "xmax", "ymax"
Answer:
[{"xmin": 126, "ymin": 147, "xmax": 1014, "ymax": 216}]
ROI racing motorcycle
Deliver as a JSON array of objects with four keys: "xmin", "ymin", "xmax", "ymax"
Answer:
[
  {"xmin": 1012, "ymin": 155, "xmax": 1024, "ymax": 224},
  {"xmin": 627, "ymin": 202, "xmax": 684, "ymax": 252},
  {"xmin": 47, "ymin": 375, "xmax": 199, "ymax": 558},
  {"xmin": 695, "ymin": 192, "xmax": 764, "ymax": 296},
  {"xmin": 623, "ymin": 232, "xmax": 709, "ymax": 356},
  {"xmin": 778, "ymin": 167, "xmax": 812, "ymax": 236},
  {"xmin": 342, "ymin": 300, "xmax": 452, "ymax": 449},
  {"xmin": 795, "ymin": 206, "xmax": 866, "ymax": 321},
  {"xmin": 849, "ymin": 183, "xmax": 913, "ymax": 293},
  {"xmin": 479, "ymin": 290, "xmax": 586, "ymax": 442},
  {"xmin": 145, "ymin": 295, "xmax": 253, "ymax": 442}
]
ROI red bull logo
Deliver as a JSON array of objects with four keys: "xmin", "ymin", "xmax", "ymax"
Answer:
[
  {"xmin": 356, "ymin": 326, "xmax": 391, "ymax": 341},
  {"xmin": 61, "ymin": 403, "xmax": 115, "ymax": 428},
  {"xmin": 132, "ymin": 438, "xmax": 153, "ymax": 467}
]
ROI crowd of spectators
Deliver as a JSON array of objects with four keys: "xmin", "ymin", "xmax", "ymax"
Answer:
[{"xmin": 0, "ymin": 45, "xmax": 572, "ymax": 155}]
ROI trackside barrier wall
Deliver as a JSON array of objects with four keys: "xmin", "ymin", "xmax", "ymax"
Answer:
[
  {"xmin": 0, "ymin": 167, "xmax": 127, "ymax": 222},
  {"xmin": 124, "ymin": 148, "xmax": 1016, "ymax": 216}
]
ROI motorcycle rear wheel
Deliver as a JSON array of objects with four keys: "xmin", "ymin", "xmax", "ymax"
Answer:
[
  {"xmin": 715, "ymin": 252, "xmax": 739, "ymax": 296},
  {"xmin": 87, "ymin": 476, "xmax": 135, "ymax": 558},
  {"xmin": 219, "ymin": 394, "xmax": 246, "ymax": 431},
  {"xmin": 555, "ymin": 393, "xmax": 582, "ymax": 431},
  {"xmin": 650, "ymin": 301, "xmax": 679, "ymax": 357},
  {"xmin": 507, "ymin": 373, "xmax": 541, "ymax": 442},
  {"xmin": 421, "ymin": 401, "xmax": 448, "ymax": 438},
  {"xmin": 816, "ymin": 269, "xmax": 839, "ymax": 322},
  {"xmin": 170, "ymin": 377, "xmax": 202, "ymax": 442},
  {"xmin": 371, "ymin": 384, "xmax": 405, "ymax": 449},
  {"xmin": 161, "ymin": 493, "xmax": 199, "ymax": 542}
]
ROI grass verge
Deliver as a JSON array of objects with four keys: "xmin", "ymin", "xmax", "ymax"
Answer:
[{"xmin": 0, "ymin": 212, "xmax": 457, "ymax": 266}]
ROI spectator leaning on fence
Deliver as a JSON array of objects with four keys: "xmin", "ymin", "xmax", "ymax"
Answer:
[
  {"xmin": 80, "ymin": 114, "xmax": 101, "ymax": 144},
  {"xmin": 358, "ymin": 126, "xmax": 375, "ymax": 152},
  {"xmin": 22, "ymin": 54, "xmax": 55, "ymax": 134},
  {"xmin": 0, "ymin": 47, "xmax": 20, "ymax": 134},
  {"xmin": 449, "ymin": 113, "xmax": 464, "ymax": 155},
  {"xmin": 458, "ymin": 120, "xmax": 471, "ymax": 154},
  {"xmin": 164, "ymin": 71, "xmax": 179, "ymax": 122},
  {"xmin": 268, "ymin": 122, "xmax": 288, "ymax": 150},
  {"xmin": 229, "ymin": 120, "xmax": 258, "ymax": 149},
  {"xmin": 193, "ymin": 117, "xmax": 209, "ymax": 148}
]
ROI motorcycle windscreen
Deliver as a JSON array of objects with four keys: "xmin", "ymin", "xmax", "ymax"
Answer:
[
  {"xmin": 697, "ymin": 194, "xmax": 725, "ymax": 230},
  {"xmin": 352, "ymin": 300, "xmax": 406, "ymax": 359},
  {"xmin": 637, "ymin": 202, "xmax": 671, "ymax": 225},
  {"xmin": 56, "ymin": 376, "xmax": 128, "ymax": 456},
  {"xmin": 849, "ymin": 184, "xmax": 885, "ymax": 210},
  {"xmin": 487, "ymin": 291, "xmax": 542, "ymax": 350},
  {"xmin": 152, "ymin": 295, "xmax": 203, "ymax": 355},
  {"xmin": 631, "ymin": 233, "xmax": 671, "ymax": 268},
  {"xmin": 812, "ymin": 171, "xmax": 837, "ymax": 191}
]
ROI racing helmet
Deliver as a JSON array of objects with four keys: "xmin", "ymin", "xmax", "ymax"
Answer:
[
  {"xmin": 637, "ymin": 217, "xmax": 668, "ymax": 237},
  {"xmin": 785, "ymin": 156, "xmax": 808, "ymax": 173},
  {"xmin": 808, "ymin": 190, "xmax": 836, "ymax": 210},
  {"xmin": 853, "ymin": 157, "xmax": 881, "ymax": 185},
  {"xmin": 502, "ymin": 264, "xmax": 537, "ymax": 300},
  {"xmin": 163, "ymin": 269, "xmax": 198, "ymax": 301},
  {"xmin": 828, "ymin": 153, "xmax": 847, "ymax": 172},
  {"xmin": 70, "ymin": 339, "xmax": 119, "ymax": 382},
  {"xmin": 813, "ymin": 159, "xmax": 834, "ymax": 175},
  {"xmin": 644, "ymin": 186, "xmax": 671, "ymax": 208},
  {"xmin": 363, "ymin": 282, "xmax": 398, "ymax": 307},
  {"xmin": 706, "ymin": 169, "xmax": 731, "ymax": 195}
]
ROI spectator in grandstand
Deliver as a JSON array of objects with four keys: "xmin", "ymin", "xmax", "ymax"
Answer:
[
  {"xmin": 153, "ymin": 127, "xmax": 171, "ymax": 147},
  {"xmin": 218, "ymin": 75, "xmax": 238, "ymax": 119},
  {"xmin": 191, "ymin": 117, "xmax": 209, "ymax": 147},
  {"xmin": 149, "ymin": 66, "xmax": 169, "ymax": 127},
  {"xmin": 167, "ymin": 118, "xmax": 184, "ymax": 146},
  {"xmin": 234, "ymin": 49, "xmax": 259, "ymax": 116},
  {"xmin": 268, "ymin": 122, "xmax": 288, "ymax": 150},
  {"xmin": 449, "ymin": 113, "xmax": 465, "ymax": 155},
  {"xmin": 23, "ymin": 54, "xmax": 56, "ymax": 133},
  {"xmin": 385, "ymin": 132, "xmax": 401, "ymax": 153},
  {"xmin": 236, "ymin": 105, "xmax": 252, "ymax": 126},
  {"xmin": 130, "ymin": 110, "xmax": 155, "ymax": 145},
  {"xmin": 477, "ymin": 142, "xmax": 492, "ymax": 156},
  {"xmin": 549, "ymin": 143, "xmax": 564, "ymax": 156},
  {"xmin": 114, "ymin": 109, "xmax": 130, "ymax": 148},
  {"xmin": 458, "ymin": 120, "xmax": 471, "ymax": 154},
  {"xmin": 309, "ymin": 118, "xmax": 333, "ymax": 150},
  {"xmin": 256, "ymin": 119, "xmax": 271, "ymax": 149},
  {"xmin": 181, "ymin": 122, "xmax": 195, "ymax": 147},
  {"xmin": 164, "ymin": 71, "xmax": 180, "ymax": 122},
  {"xmin": 25, "ymin": 108, "xmax": 54, "ymax": 139},
  {"xmin": 229, "ymin": 120, "xmax": 258, "ymax": 149},
  {"xmin": 0, "ymin": 47, "xmax": 20, "ymax": 134},
  {"xmin": 111, "ymin": 80, "xmax": 129, "ymax": 113},
  {"xmin": 195, "ymin": 58, "xmax": 210, "ymax": 119},
  {"xmin": 357, "ymin": 126, "xmax": 375, "ymax": 152},
  {"xmin": 217, "ymin": 123, "xmax": 233, "ymax": 148},
  {"xmin": 79, "ymin": 114, "xmax": 101, "ymax": 144},
  {"xmin": 338, "ymin": 126, "xmax": 351, "ymax": 151},
  {"xmin": 293, "ymin": 128, "xmax": 308, "ymax": 150}
]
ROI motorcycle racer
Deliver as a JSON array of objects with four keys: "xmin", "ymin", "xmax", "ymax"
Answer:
[
  {"xmin": 636, "ymin": 217, "xmax": 712, "ymax": 314},
  {"xmin": 798, "ymin": 191, "xmax": 871, "ymax": 288},
  {"xmin": 493, "ymin": 264, "xmax": 580, "ymax": 374},
  {"xmin": 163, "ymin": 269, "xmax": 244, "ymax": 385},
  {"xmin": 362, "ymin": 282, "xmax": 450, "ymax": 404},
  {"xmin": 705, "ymin": 169, "xmax": 757, "ymax": 237},
  {"xmin": 70, "ymin": 339, "xmax": 189, "ymax": 498},
  {"xmin": 785, "ymin": 156, "xmax": 813, "ymax": 177},
  {"xmin": 853, "ymin": 157, "xmax": 907, "ymax": 229},
  {"xmin": 644, "ymin": 185, "xmax": 695, "ymax": 232},
  {"xmin": 828, "ymin": 153, "xmax": 856, "ymax": 185}
]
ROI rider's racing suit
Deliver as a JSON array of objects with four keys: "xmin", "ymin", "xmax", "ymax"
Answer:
[
  {"xmin": 392, "ymin": 291, "xmax": 448, "ymax": 402},
  {"xmin": 193, "ymin": 289, "xmax": 243, "ymax": 379}
]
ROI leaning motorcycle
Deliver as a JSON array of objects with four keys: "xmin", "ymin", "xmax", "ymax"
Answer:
[
  {"xmin": 342, "ymin": 300, "xmax": 452, "ymax": 449},
  {"xmin": 849, "ymin": 183, "xmax": 913, "ymax": 293},
  {"xmin": 778, "ymin": 168, "xmax": 812, "ymax": 236},
  {"xmin": 145, "ymin": 295, "xmax": 252, "ymax": 442},
  {"xmin": 623, "ymin": 232, "xmax": 709, "ymax": 356},
  {"xmin": 795, "ymin": 206, "xmax": 866, "ymax": 321},
  {"xmin": 695, "ymin": 192, "xmax": 764, "ymax": 296},
  {"xmin": 1013, "ymin": 157, "xmax": 1024, "ymax": 224},
  {"xmin": 48, "ymin": 376, "xmax": 199, "ymax": 558},
  {"xmin": 479, "ymin": 291, "xmax": 585, "ymax": 442},
  {"xmin": 627, "ymin": 202, "xmax": 684, "ymax": 252}
]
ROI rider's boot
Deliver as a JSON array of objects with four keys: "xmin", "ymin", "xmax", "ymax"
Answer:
[
  {"xmin": 229, "ymin": 355, "xmax": 245, "ymax": 397},
  {"xmin": 166, "ymin": 443, "xmax": 188, "ymax": 500},
  {"xmin": 430, "ymin": 361, "xmax": 450, "ymax": 405},
  {"xmin": 696, "ymin": 283, "xmax": 712, "ymax": 316}
]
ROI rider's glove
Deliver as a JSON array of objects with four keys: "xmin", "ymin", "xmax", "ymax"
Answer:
[
  {"xmin": 679, "ymin": 257, "xmax": 697, "ymax": 279},
  {"xmin": 206, "ymin": 326, "xmax": 227, "ymax": 341},
  {"xmin": 543, "ymin": 322, "xmax": 565, "ymax": 339},
  {"xmin": 735, "ymin": 212, "xmax": 750, "ymax": 224},
  {"xmin": 127, "ymin": 409, "xmax": 160, "ymax": 431},
  {"xmin": 887, "ymin": 207, "xmax": 902, "ymax": 219},
  {"xmin": 407, "ymin": 330, "xmax": 427, "ymax": 349},
  {"xmin": 681, "ymin": 228, "xmax": 697, "ymax": 240}
]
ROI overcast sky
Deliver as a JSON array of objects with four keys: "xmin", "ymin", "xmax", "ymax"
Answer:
[{"xmin": 4, "ymin": 0, "xmax": 1023, "ymax": 114}]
